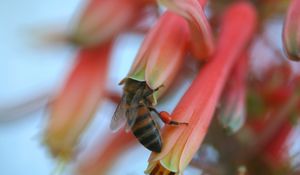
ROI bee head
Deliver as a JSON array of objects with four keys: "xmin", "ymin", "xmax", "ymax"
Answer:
[{"xmin": 122, "ymin": 78, "xmax": 145, "ymax": 93}]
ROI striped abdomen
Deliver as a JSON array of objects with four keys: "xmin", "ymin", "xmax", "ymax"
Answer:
[{"xmin": 130, "ymin": 105, "xmax": 162, "ymax": 153}]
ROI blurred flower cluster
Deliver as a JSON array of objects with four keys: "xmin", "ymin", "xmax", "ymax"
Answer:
[{"xmin": 42, "ymin": 0, "xmax": 300, "ymax": 174}]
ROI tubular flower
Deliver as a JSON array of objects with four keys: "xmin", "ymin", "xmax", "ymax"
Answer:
[
  {"xmin": 283, "ymin": 0, "xmax": 300, "ymax": 61},
  {"xmin": 218, "ymin": 54, "xmax": 248, "ymax": 134},
  {"xmin": 146, "ymin": 2, "xmax": 257, "ymax": 174},
  {"xmin": 125, "ymin": 11, "xmax": 189, "ymax": 102},
  {"xmin": 76, "ymin": 131, "xmax": 136, "ymax": 175},
  {"xmin": 69, "ymin": 0, "xmax": 154, "ymax": 46},
  {"xmin": 44, "ymin": 43, "xmax": 111, "ymax": 161},
  {"xmin": 158, "ymin": 0, "xmax": 215, "ymax": 60}
]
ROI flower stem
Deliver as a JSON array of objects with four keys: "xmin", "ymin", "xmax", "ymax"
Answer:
[{"xmin": 51, "ymin": 159, "xmax": 66, "ymax": 175}]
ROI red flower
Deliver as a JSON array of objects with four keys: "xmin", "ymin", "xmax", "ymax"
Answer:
[
  {"xmin": 159, "ymin": 0, "xmax": 214, "ymax": 60},
  {"xmin": 76, "ymin": 131, "xmax": 136, "ymax": 175},
  {"xmin": 218, "ymin": 54, "xmax": 248, "ymax": 133},
  {"xmin": 44, "ymin": 43, "xmax": 111, "ymax": 161},
  {"xmin": 124, "ymin": 11, "xmax": 189, "ymax": 103},
  {"xmin": 146, "ymin": 2, "xmax": 257, "ymax": 174},
  {"xmin": 69, "ymin": 0, "xmax": 154, "ymax": 46}
]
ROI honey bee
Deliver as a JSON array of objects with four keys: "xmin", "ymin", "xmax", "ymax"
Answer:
[{"xmin": 110, "ymin": 78, "xmax": 187, "ymax": 153}]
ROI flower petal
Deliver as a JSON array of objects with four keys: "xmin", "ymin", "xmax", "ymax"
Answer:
[
  {"xmin": 283, "ymin": 0, "xmax": 300, "ymax": 61},
  {"xmin": 44, "ymin": 44, "xmax": 111, "ymax": 160},
  {"xmin": 76, "ymin": 131, "xmax": 136, "ymax": 175},
  {"xmin": 127, "ymin": 11, "xmax": 189, "ymax": 95},
  {"xmin": 158, "ymin": 0, "xmax": 214, "ymax": 60},
  {"xmin": 218, "ymin": 54, "xmax": 248, "ymax": 134},
  {"xmin": 70, "ymin": 0, "xmax": 149, "ymax": 46},
  {"xmin": 144, "ymin": 13, "xmax": 188, "ymax": 89}
]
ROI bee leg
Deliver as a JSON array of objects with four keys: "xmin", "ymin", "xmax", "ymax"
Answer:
[
  {"xmin": 153, "ymin": 84, "xmax": 164, "ymax": 92},
  {"xmin": 159, "ymin": 111, "xmax": 189, "ymax": 126},
  {"xmin": 148, "ymin": 107, "xmax": 188, "ymax": 126},
  {"xmin": 144, "ymin": 84, "xmax": 165, "ymax": 97}
]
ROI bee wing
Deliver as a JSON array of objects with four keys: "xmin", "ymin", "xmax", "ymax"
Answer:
[
  {"xmin": 125, "ymin": 122, "xmax": 132, "ymax": 132},
  {"xmin": 125, "ymin": 87, "xmax": 145, "ymax": 131},
  {"xmin": 110, "ymin": 95, "xmax": 127, "ymax": 132}
]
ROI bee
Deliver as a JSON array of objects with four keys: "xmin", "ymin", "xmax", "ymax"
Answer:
[{"xmin": 110, "ymin": 78, "xmax": 187, "ymax": 153}]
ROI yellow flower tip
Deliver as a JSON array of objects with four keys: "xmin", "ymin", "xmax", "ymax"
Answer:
[
  {"xmin": 51, "ymin": 159, "xmax": 67, "ymax": 175},
  {"xmin": 67, "ymin": 33, "xmax": 90, "ymax": 47},
  {"xmin": 43, "ymin": 134, "xmax": 75, "ymax": 161},
  {"xmin": 145, "ymin": 162, "xmax": 179, "ymax": 175}
]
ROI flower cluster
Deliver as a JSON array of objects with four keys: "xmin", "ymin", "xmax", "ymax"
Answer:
[{"xmin": 43, "ymin": 0, "xmax": 300, "ymax": 174}]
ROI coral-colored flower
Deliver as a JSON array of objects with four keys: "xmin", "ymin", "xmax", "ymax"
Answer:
[
  {"xmin": 283, "ymin": 0, "xmax": 300, "ymax": 61},
  {"xmin": 126, "ymin": 11, "xmax": 189, "ymax": 102},
  {"xmin": 158, "ymin": 0, "xmax": 214, "ymax": 60},
  {"xmin": 44, "ymin": 43, "xmax": 111, "ymax": 161},
  {"xmin": 218, "ymin": 54, "xmax": 248, "ymax": 134},
  {"xmin": 69, "ymin": 0, "xmax": 154, "ymax": 46},
  {"xmin": 117, "ymin": 0, "xmax": 214, "ymax": 103},
  {"xmin": 76, "ymin": 131, "xmax": 136, "ymax": 175},
  {"xmin": 146, "ymin": 2, "xmax": 257, "ymax": 174}
]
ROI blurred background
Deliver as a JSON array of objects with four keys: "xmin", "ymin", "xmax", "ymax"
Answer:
[
  {"xmin": 0, "ymin": 0, "xmax": 79, "ymax": 174},
  {"xmin": 1, "ymin": 0, "xmax": 300, "ymax": 175},
  {"xmin": 0, "ymin": 0, "xmax": 136, "ymax": 174}
]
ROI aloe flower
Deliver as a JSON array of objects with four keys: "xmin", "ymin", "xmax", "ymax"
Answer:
[
  {"xmin": 44, "ymin": 44, "xmax": 111, "ymax": 161},
  {"xmin": 125, "ymin": 11, "xmax": 189, "ymax": 102},
  {"xmin": 76, "ymin": 131, "xmax": 136, "ymax": 175},
  {"xmin": 218, "ymin": 54, "xmax": 248, "ymax": 134},
  {"xmin": 158, "ymin": 0, "xmax": 214, "ymax": 60},
  {"xmin": 283, "ymin": 0, "xmax": 300, "ymax": 61},
  {"xmin": 146, "ymin": 2, "xmax": 257, "ymax": 174},
  {"xmin": 69, "ymin": 0, "xmax": 154, "ymax": 46},
  {"xmin": 126, "ymin": 2, "xmax": 214, "ymax": 103}
]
